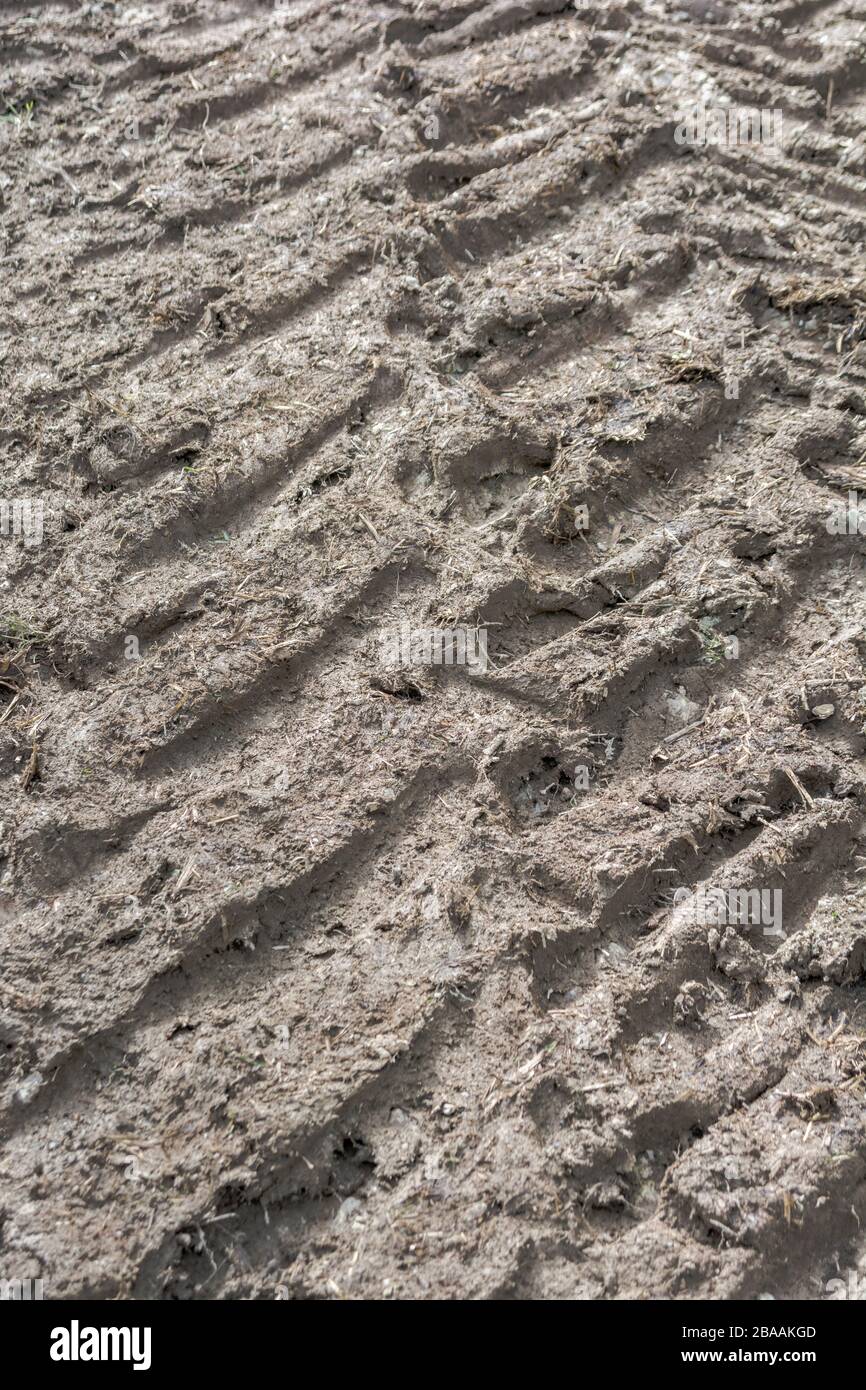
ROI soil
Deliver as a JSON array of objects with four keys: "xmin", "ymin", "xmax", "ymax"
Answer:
[{"xmin": 2, "ymin": 0, "xmax": 866, "ymax": 1301}]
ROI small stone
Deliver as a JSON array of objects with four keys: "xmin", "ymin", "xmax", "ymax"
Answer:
[
  {"xmin": 667, "ymin": 687, "xmax": 700, "ymax": 724},
  {"xmin": 335, "ymin": 1197, "xmax": 364, "ymax": 1227},
  {"xmin": 811, "ymin": 703, "xmax": 835, "ymax": 720},
  {"xmin": 15, "ymin": 1071, "xmax": 43, "ymax": 1105}
]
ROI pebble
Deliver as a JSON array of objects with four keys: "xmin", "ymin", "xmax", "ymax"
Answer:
[
  {"xmin": 335, "ymin": 1197, "xmax": 364, "ymax": 1227},
  {"xmin": 15, "ymin": 1071, "xmax": 43, "ymax": 1105},
  {"xmin": 811, "ymin": 703, "xmax": 835, "ymax": 720}
]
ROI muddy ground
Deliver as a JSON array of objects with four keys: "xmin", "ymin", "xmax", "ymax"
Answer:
[{"xmin": 1, "ymin": 0, "xmax": 866, "ymax": 1301}]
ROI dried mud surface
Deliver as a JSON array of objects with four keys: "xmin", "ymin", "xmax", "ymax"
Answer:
[{"xmin": 2, "ymin": 0, "xmax": 866, "ymax": 1301}]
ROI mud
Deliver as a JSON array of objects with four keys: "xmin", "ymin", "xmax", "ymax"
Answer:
[{"xmin": 1, "ymin": 0, "xmax": 866, "ymax": 1301}]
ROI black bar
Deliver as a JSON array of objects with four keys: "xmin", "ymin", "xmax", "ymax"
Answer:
[{"xmin": 4, "ymin": 1298, "xmax": 856, "ymax": 1376}]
